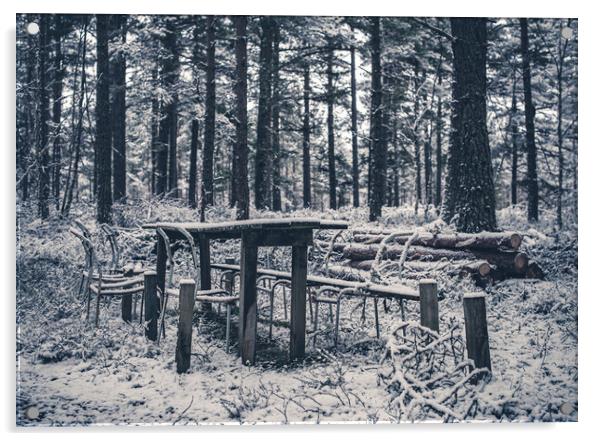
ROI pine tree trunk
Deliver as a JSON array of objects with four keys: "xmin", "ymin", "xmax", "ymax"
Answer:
[
  {"xmin": 51, "ymin": 15, "xmax": 63, "ymax": 209},
  {"xmin": 520, "ymin": 18, "xmax": 539, "ymax": 221},
  {"xmin": 435, "ymin": 74, "xmax": 443, "ymax": 208},
  {"xmin": 442, "ymin": 18, "xmax": 496, "ymax": 233},
  {"xmin": 233, "ymin": 16, "xmax": 249, "ymax": 220},
  {"xmin": 255, "ymin": 17, "xmax": 274, "ymax": 210},
  {"xmin": 326, "ymin": 46, "xmax": 337, "ymax": 210},
  {"xmin": 350, "ymin": 46, "xmax": 360, "ymax": 208},
  {"xmin": 302, "ymin": 65, "xmax": 311, "ymax": 208},
  {"xmin": 111, "ymin": 15, "xmax": 127, "ymax": 202},
  {"xmin": 189, "ymin": 119, "xmax": 199, "ymax": 209},
  {"xmin": 510, "ymin": 68, "xmax": 519, "ymax": 206},
  {"xmin": 150, "ymin": 64, "xmax": 159, "ymax": 195},
  {"xmin": 37, "ymin": 15, "xmax": 51, "ymax": 219},
  {"xmin": 201, "ymin": 16, "xmax": 216, "ymax": 212},
  {"xmin": 368, "ymin": 17, "xmax": 386, "ymax": 221},
  {"xmin": 95, "ymin": 14, "xmax": 113, "ymax": 224},
  {"xmin": 413, "ymin": 66, "xmax": 422, "ymax": 213},
  {"xmin": 271, "ymin": 24, "xmax": 282, "ymax": 211},
  {"xmin": 166, "ymin": 22, "xmax": 179, "ymax": 199}
]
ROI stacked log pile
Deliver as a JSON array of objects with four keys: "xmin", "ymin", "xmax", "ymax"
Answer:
[{"xmin": 318, "ymin": 230, "xmax": 544, "ymax": 283}]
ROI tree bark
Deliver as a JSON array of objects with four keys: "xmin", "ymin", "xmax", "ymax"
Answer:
[
  {"xmin": 272, "ymin": 23, "xmax": 282, "ymax": 211},
  {"xmin": 302, "ymin": 64, "xmax": 311, "ymax": 208},
  {"xmin": 95, "ymin": 14, "xmax": 113, "ymax": 224},
  {"xmin": 442, "ymin": 18, "xmax": 497, "ymax": 232},
  {"xmin": 520, "ymin": 18, "xmax": 539, "ymax": 222},
  {"xmin": 166, "ymin": 20, "xmax": 179, "ymax": 198},
  {"xmin": 326, "ymin": 46, "xmax": 337, "ymax": 210},
  {"xmin": 510, "ymin": 67, "xmax": 519, "ymax": 206},
  {"xmin": 368, "ymin": 17, "xmax": 386, "ymax": 221},
  {"xmin": 51, "ymin": 14, "xmax": 64, "ymax": 209},
  {"xmin": 255, "ymin": 17, "xmax": 274, "ymax": 210},
  {"xmin": 350, "ymin": 46, "xmax": 360, "ymax": 208},
  {"xmin": 201, "ymin": 15, "xmax": 217, "ymax": 213},
  {"xmin": 37, "ymin": 15, "xmax": 51, "ymax": 219},
  {"xmin": 232, "ymin": 16, "xmax": 249, "ymax": 220},
  {"xmin": 111, "ymin": 15, "xmax": 127, "ymax": 202}
]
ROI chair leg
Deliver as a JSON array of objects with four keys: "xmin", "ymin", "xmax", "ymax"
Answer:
[
  {"xmin": 313, "ymin": 301, "xmax": 319, "ymax": 347},
  {"xmin": 85, "ymin": 287, "xmax": 92, "ymax": 320},
  {"xmin": 373, "ymin": 297, "xmax": 380, "ymax": 339},
  {"xmin": 328, "ymin": 304, "xmax": 334, "ymax": 324},
  {"xmin": 334, "ymin": 300, "xmax": 341, "ymax": 349},
  {"xmin": 95, "ymin": 294, "xmax": 102, "ymax": 328},
  {"xmin": 361, "ymin": 297, "xmax": 367, "ymax": 323},
  {"xmin": 139, "ymin": 292, "xmax": 144, "ymax": 325},
  {"xmin": 225, "ymin": 304, "xmax": 231, "ymax": 353},
  {"xmin": 308, "ymin": 290, "xmax": 314, "ymax": 324},
  {"xmin": 77, "ymin": 275, "xmax": 84, "ymax": 297},
  {"xmin": 268, "ymin": 289, "xmax": 275, "ymax": 340},
  {"xmin": 282, "ymin": 287, "xmax": 288, "ymax": 321}
]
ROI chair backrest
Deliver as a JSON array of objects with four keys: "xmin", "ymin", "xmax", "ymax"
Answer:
[
  {"xmin": 69, "ymin": 227, "xmax": 98, "ymax": 276},
  {"xmin": 100, "ymin": 224, "xmax": 120, "ymax": 272},
  {"xmin": 175, "ymin": 227, "xmax": 201, "ymax": 285}
]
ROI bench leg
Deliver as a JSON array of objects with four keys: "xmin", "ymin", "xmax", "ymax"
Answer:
[
  {"xmin": 334, "ymin": 299, "xmax": 341, "ymax": 349},
  {"xmin": 313, "ymin": 301, "xmax": 319, "ymax": 347},
  {"xmin": 95, "ymin": 294, "xmax": 102, "ymax": 327},
  {"xmin": 226, "ymin": 303, "xmax": 232, "ymax": 353}
]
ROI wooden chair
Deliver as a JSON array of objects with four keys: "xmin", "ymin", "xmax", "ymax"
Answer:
[
  {"xmin": 158, "ymin": 227, "xmax": 236, "ymax": 350},
  {"xmin": 69, "ymin": 226, "xmax": 144, "ymax": 326}
]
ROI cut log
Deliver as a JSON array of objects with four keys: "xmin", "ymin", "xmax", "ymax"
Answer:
[
  {"xmin": 349, "ymin": 258, "xmax": 491, "ymax": 277},
  {"xmin": 340, "ymin": 243, "xmax": 475, "ymax": 262},
  {"xmin": 352, "ymin": 231, "xmax": 522, "ymax": 251},
  {"xmin": 526, "ymin": 261, "xmax": 545, "ymax": 279}
]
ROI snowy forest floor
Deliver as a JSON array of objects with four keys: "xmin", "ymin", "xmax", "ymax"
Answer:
[{"xmin": 15, "ymin": 200, "xmax": 578, "ymax": 425}]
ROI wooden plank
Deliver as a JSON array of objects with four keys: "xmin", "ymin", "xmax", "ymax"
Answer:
[
  {"xmin": 175, "ymin": 279, "xmax": 196, "ymax": 374},
  {"xmin": 239, "ymin": 233, "xmax": 258, "ymax": 365},
  {"xmin": 242, "ymin": 229, "xmax": 313, "ymax": 247},
  {"xmin": 290, "ymin": 244, "xmax": 308, "ymax": 360},
  {"xmin": 418, "ymin": 279, "xmax": 439, "ymax": 333},
  {"xmin": 144, "ymin": 271, "xmax": 158, "ymax": 341},
  {"xmin": 463, "ymin": 292, "xmax": 492, "ymax": 375}
]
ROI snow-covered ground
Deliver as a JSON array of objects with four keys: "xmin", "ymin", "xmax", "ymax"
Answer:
[{"xmin": 15, "ymin": 201, "xmax": 578, "ymax": 425}]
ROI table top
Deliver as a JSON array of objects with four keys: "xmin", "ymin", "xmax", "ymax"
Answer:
[{"xmin": 142, "ymin": 217, "xmax": 348, "ymax": 238}]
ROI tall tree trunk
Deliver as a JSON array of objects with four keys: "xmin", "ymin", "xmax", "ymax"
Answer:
[
  {"xmin": 166, "ymin": 20, "xmax": 180, "ymax": 198},
  {"xmin": 37, "ymin": 15, "xmax": 50, "ymax": 219},
  {"xmin": 556, "ymin": 21, "xmax": 569, "ymax": 229},
  {"xmin": 61, "ymin": 17, "xmax": 88, "ymax": 216},
  {"xmin": 150, "ymin": 64, "xmax": 159, "ymax": 195},
  {"xmin": 350, "ymin": 46, "xmax": 360, "ymax": 208},
  {"xmin": 189, "ymin": 120, "xmax": 199, "ymax": 209},
  {"xmin": 442, "ymin": 18, "xmax": 496, "ymax": 233},
  {"xmin": 201, "ymin": 16, "xmax": 216, "ymax": 213},
  {"xmin": 326, "ymin": 46, "xmax": 337, "ymax": 210},
  {"xmin": 520, "ymin": 18, "xmax": 539, "ymax": 222},
  {"xmin": 233, "ymin": 16, "xmax": 249, "ymax": 220},
  {"xmin": 510, "ymin": 67, "xmax": 519, "ymax": 206},
  {"xmin": 51, "ymin": 14, "xmax": 63, "ymax": 209},
  {"xmin": 413, "ymin": 66, "xmax": 422, "ymax": 213},
  {"xmin": 255, "ymin": 17, "xmax": 274, "ymax": 210},
  {"xmin": 302, "ymin": 65, "xmax": 311, "ymax": 208},
  {"xmin": 368, "ymin": 17, "xmax": 385, "ymax": 221},
  {"xmin": 188, "ymin": 18, "xmax": 203, "ymax": 209},
  {"xmin": 95, "ymin": 14, "xmax": 113, "ymax": 224},
  {"xmin": 111, "ymin": 15, "xmax": 127, "ymax": 202},
  {"xmin": 272, "ymin": 24, "xmax": 282, "ymax": 212},
  {"xmin": 435, "ymin": 70, "xmax": 443, "ymax": 208}
]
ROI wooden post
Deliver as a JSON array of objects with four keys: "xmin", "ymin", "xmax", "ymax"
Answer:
[
  {"xmin": 463, "ymin": 292, "xmax": 492, "ymax": 374},
  {"xmin": 239, "ymin": 234, "xmax": 258, "ymax": 365},
  {"xmin": 290, "ymin": 244, "xmax": 308, "ymax": 360},
  {"xmin": 176, "ymin": 279, "xmax": 196, "ymax": 374},
  {"xmin": 144, "ymin": 271, "xmax": 158, "ymax": 341},
  {"xmin": 121, "ymin": 293, "xmax": 132, "ymax": 322},
  {"xmin": 156, "ymin": 233, "xmax": 167, "ymax": 309},
  {"xmin": 198, "ymin": 235, "xmax": 212, "ymax": 313},
  {"xmin": 419, "ymin": 279, "xmax": 439, "ymax": 333}
]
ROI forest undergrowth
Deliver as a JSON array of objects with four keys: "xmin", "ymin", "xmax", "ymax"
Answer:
[{"xmin": 16, "ymin": 198, "xmax": 578, "ymax": 425}]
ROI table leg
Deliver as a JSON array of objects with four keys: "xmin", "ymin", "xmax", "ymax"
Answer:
[
  {"xmin": 290, "ymin": 244, "xmax": 308, "ymax": 361},
  {"xmin": 198, "ymin": 236, "xmax": 212, "ymax": 313},
  {"xmin": 239, "ymin": 234, "xmax": 258, "ymax": 365}
]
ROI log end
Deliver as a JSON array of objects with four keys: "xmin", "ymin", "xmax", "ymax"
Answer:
[
  {"xmin": 510, "ymin": 233, "xmax": 523, "ymax": 250},
  {"xmin": 514, "ymin": 252, "xmax": 529, "ymax": 273}
]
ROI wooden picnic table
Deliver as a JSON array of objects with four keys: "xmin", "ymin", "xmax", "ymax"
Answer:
[{"xmin": 143, "ymin": 218, "xmax": 348, "ymax": 364}]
